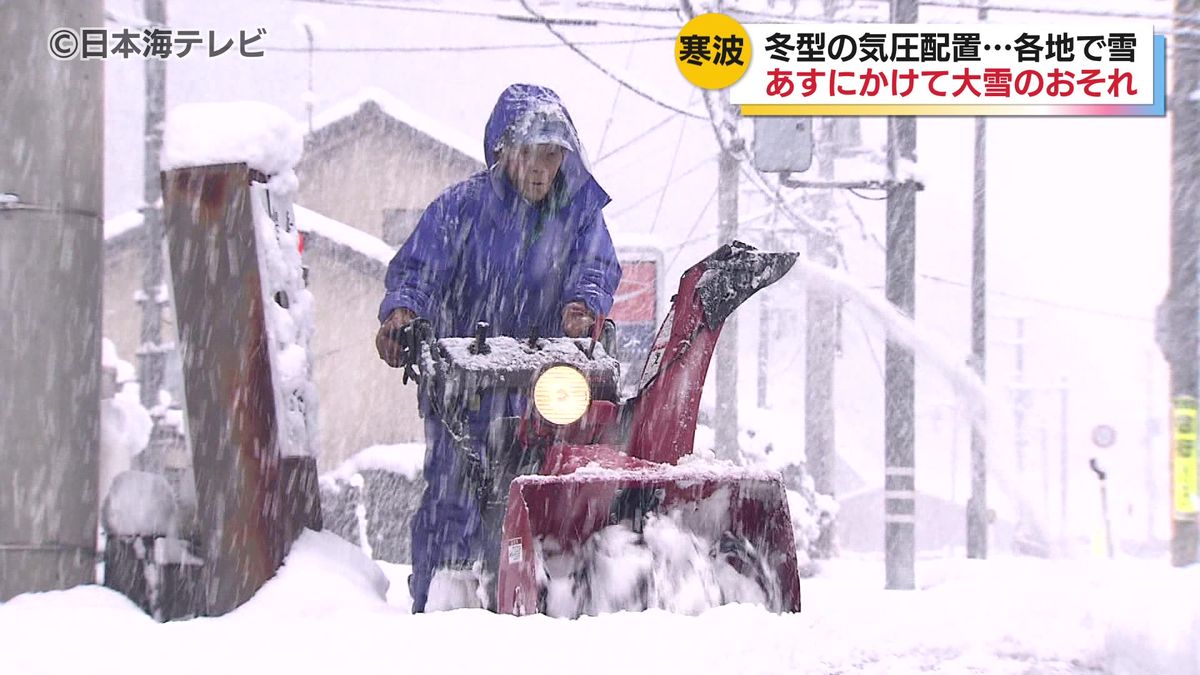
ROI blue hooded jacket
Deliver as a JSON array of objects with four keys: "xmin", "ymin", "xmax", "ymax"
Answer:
[{"xmin": 379, "ymin": 84, "xmax": 622, "ymax": 338}]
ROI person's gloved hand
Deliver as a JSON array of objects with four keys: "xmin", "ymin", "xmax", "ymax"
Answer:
[
  {"xmin": 561, "ymin": 301, "xmax": 595, "ymax": 338},
  {"xmin": 376, "ymin": 307, "xmax": 418, "ymax": 367}
]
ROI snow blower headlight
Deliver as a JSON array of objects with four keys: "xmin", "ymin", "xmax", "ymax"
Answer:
[{"xmin": 533, "ymin": 365, "xmax": 591, "ymax": 426}]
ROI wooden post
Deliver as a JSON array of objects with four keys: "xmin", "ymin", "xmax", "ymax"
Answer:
[{"xmin": 161, "ymin": 164, "xmax": 320, "ymax": 615}]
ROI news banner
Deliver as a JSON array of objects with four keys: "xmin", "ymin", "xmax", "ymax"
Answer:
[{"xmin": 675, "ymin": 12, "xmax": 1164, "ymax": 116}]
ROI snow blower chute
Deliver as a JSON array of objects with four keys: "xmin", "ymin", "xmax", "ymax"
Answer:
[{"xmin": 409, "ymin": 241, "xmax": 802, "ymax": 616}]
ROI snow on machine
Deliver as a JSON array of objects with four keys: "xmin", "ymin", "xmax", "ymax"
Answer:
[{"xmin": 402, "ymin": 241, "xmax": 803, "ymax": 616}]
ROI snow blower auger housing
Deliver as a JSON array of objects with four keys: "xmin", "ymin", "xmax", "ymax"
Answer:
[{"xmin": 412, "ymin": 241, "xmax": 802, "ymax": 616}]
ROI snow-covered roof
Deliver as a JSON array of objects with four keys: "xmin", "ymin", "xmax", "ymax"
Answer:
[
  {"xmin": 103, "ymin": 204, "xmax": 396, "ymax": 274},
  {"xmin": 308, "ymin": 87, "xmax": 485, "ymax": 166},
  {"xmin": 104, "ymin": 209, "xmax": 144, "ymax": 241},
  {"xmin": 611, "ymin": 230, "xmax": 667, "ymax": 260},
  {"xmin": 293, "ymin": 204, "xmax": 395, "ymax": 267}
]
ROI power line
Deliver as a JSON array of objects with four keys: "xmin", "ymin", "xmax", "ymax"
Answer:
[
  {"xmin": 291, "ymin": 0, "xmax": 681, "ymax": 29},
  {"xmin": 594, "ymin": 43, "xmax": 640, "ymax": 159},
  {"xmin": 608, "ymin": 153, "xmax": 717, "ymax": 218},
  {"xmin": 835, "ymin": 194, "xmax": 1156, "ymax": 324},
  {"xmin": 917, "ymin": 0, "xmax": 1190, "ymax": 22},
  {"xmin": 650, "ymin": 115, "xmax": 691, "ymax": 232},
  {"xmin": 918, "ymin": 272, "xmax": 1155, "ymax": 322},
  {"xmin": 575, "ymin": 0, "xmax": 682, "ymax": 13},
  {"xmin": 269, "ymin": 34, "xmax": 674, "ymax": 53},
  {"xmin": 665, "ymin": 189, "xmax": 719, "ymax": 271},
  {"xmin": 594, "ymin": 111, "xmax": 681, "ymax": 164},
  {"xmin": 517, "ymin": 0, "xmax": 708, "ymax": 119}
]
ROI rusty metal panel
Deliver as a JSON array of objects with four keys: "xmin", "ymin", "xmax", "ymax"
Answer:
[{"xmin": 161, "ymin": 164, "xmax": 281, "ymax": 616}]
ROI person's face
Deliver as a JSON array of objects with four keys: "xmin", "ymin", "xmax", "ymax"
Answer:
[{"xmin": 503, "ymin": 143, "xmax": 565, "ymax": 203}]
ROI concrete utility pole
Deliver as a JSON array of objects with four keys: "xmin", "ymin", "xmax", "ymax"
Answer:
[
  {"xmin": 303, "ymin": 23, "xmax": 316, "ymax": 134},
  {"xmin": 1146, "ymin": 352, "xmax": 1157, "ymax": 541},
  {"xmin": 757, "ymin": 277, "xmax": 771, "ymax": 408},
  {"xmin": 1014, "ymin": 317, "xmax": 1028, "ymax": 476},
  {"xmin": 1060, "ymin": 374, "xmax": 1069, "ymax": 539},
  {"xmin": 966, "ymin": 0, "xmax": 989, "ymax": 560},
  {"xmin": 757, "ymin": 225, "xmax": 778, "ymax": 409},
  {"xmin": 799, "ymin": 0, "xmax": 843, "ymax": 559},
  {"xmin": 138, "ymin": 0, "xmax": 168, "ymax": 410},
  {"xmin": 715, "ymin": 90, "xmax": 741, "ymax": 461},
  {"xmin": 0, "ymin": 0, "xmax": 104, "ymax": 600},
  {"xmin": 1167, "ymin": 0, "xmax": 1200, "ymax": 566},
  {"xmin": 885, "ymin": 0, "xmax": 919, "ymax": 590},
  {"xmin": 806, "ymin": 120, "xmax": 839, "ymax": 556}
]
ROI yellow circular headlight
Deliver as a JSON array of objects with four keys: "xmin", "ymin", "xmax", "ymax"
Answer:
[{"xmin": 533, "ymin": 365, "xmax": 590, "ymax": 426}]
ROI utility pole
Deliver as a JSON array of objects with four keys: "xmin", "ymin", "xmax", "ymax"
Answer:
[
  {"xmin": 1060, "ymin": 374, "xmax": 1069, "ymax": 539},
  {"xmin": 1147, "ymin": 351, "xmax": 1157, "ymax": 541},
  {"xmin": 885, "ymin": 0, "xmax": 918, "ymax": 591},
  {"xmin": 966, "ymin": 0, "xmax": 989, "ymax": 559},
  {"xmin": 1014, "ymin": 317, "xmax": 1027, "ymax": 475},
  {"xmin": 137, "ymin": 0, "xmax": 168, "ymax": 410},
  {"xmin": 806, "ymin": 119, "xmax": 839, "ymax": 556},
  {"xmin": 800, "ymin": 0, "xmax": 843, "ymax": 559},
  {"xmin": 714, "ymin": 89, "xmax": 740, "ymax": 461},
  {"xmin": 303, "ymin": 23, "xmax": 316, "ymax": 134},
  {"xmin": 757, "ymin": 287, "xmax": 770, "ymax": 408},
  {"xmin": 0, "ymin": 0, "xmax": 104, "ymax": 599},
  {"xmin": 1010, "ymin": 316, "xmax": 1042, "ymax": 553},
  {"xmin": 1041, "ymin": 421, "xmax": 1050, "ymax": 516},
  {"xmin": 757, "ymin": 225, "xmax": 776, "ymax": 409},
  {"xmin": 1167, "ymin": 0, "xmax": 1200, "ymax": 566}
]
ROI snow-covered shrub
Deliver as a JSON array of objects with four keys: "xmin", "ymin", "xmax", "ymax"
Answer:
[{"xmin": 319, "ymin": 444, "xmax": 426, "ymax": 563}]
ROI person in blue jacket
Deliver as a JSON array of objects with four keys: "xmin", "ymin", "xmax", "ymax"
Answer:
[{"xmin": 375, "ymin": 83, "xmax": 621, "ymax": 612}]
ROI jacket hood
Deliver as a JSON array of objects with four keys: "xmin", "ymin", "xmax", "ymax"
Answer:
[{"xmin": 483, "ymin": 83, "xmax": 606, "ymax": 205}]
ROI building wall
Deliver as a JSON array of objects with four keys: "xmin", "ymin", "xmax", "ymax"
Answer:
[
  {"xmin": 102, "ymin": 119, "xmax": 482, "ymax": 472},
  {"xmin": 303, "ymin": 241, "xmax": 424, "ymax": 471},
  {"xmin": 104, "ymin": 236, "xmax": 425, "ymax": 474},
  {"xmin": 296, "ymin": 123, "xmax": 482, "ymax": 244},
  {"xmin": 104, "ymin": 237, "xmax": 166, "ymax": 368}
]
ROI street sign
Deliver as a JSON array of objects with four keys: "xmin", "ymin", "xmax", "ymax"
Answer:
[
  {"xmin": 1091, "ymin": 424, "xmax": 1117, "ymax": 448},
  {"xmin": 752, "ymin": 117, "xmax": 813, "ymax": 173}
]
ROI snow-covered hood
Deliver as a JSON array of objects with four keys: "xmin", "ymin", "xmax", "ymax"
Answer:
[{"xmin": 482, "ymin": 83, "xmax": 606, "ymax": 204}]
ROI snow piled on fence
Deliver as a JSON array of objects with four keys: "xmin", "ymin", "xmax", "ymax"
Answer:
[
  {"xmin": 3, "ymin": 528, "xmax": 1200, "ymax": 674},
  {"xmin": 320, "ymin": 443, "xmax": 427, "ymax": 486}
]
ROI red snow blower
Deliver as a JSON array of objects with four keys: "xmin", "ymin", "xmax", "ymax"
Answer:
[{"xmin": 409, "ymin": 241, "xmax": 803, "ymax": 616}]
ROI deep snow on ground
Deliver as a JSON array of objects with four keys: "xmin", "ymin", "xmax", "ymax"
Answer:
[{"xmin": 2, "ymin": 530, "xmax": 1198, "ymax": 675}]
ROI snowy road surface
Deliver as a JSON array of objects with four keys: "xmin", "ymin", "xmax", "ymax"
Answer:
[{"xmin": 1, "ymin": 530, "xmax": 1197, "ymax": 675}]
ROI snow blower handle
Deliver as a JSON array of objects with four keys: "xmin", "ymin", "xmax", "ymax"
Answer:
[
  {"xmin": 586, "ymin": 313, "xmax": 608, "ymax": 359},
  {"xmin": 394, "ymin": 318, "xmax": 433, "ymax": 385}
]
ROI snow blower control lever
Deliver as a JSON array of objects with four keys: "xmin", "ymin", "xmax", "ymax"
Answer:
[{"xmin": 389, "ymin": 317, "xmax": 432, "ymax": 385}]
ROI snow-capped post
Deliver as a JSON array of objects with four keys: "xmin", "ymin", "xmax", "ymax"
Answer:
[
  {"xmin": 0, "ymin": 0, "xmax": 104, "ymax": 601},
  {"xmin": 885, "ymin": 0, "xmax": 919, "ymax": 591},
  {"xmin": 159, "ymin": 102, "xmax": 322, "ymax": 616}
]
